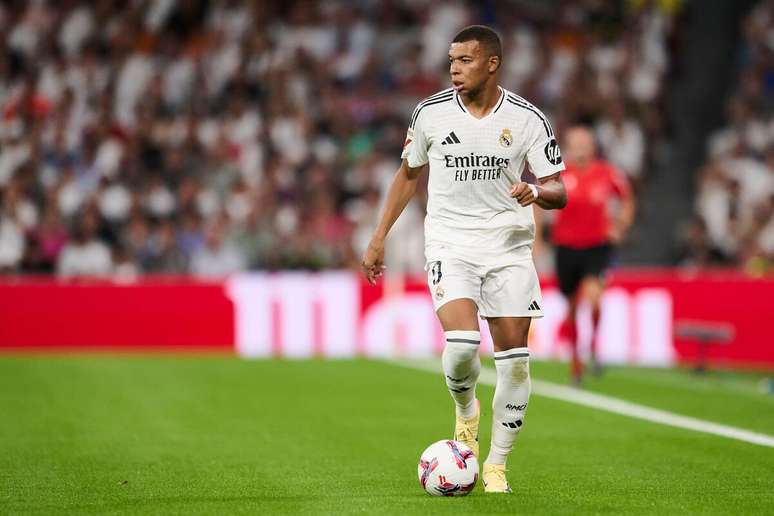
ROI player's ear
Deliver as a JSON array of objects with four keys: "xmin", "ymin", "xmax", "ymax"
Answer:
[{"xmin": 488, "ymin": 55, "xmax": 500, "ymax": 73}]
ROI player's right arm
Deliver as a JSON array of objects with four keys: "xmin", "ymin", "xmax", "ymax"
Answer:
[
  {"xmin": 362, "ymin": 159, "xmax": 425, "ymax": 286},
  {"xmin": 362, "ymin": 105, "xmax": 431, "ymax": 285}
]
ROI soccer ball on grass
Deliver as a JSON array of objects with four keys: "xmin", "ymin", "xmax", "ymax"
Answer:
[{"xmin": 417, "ymin": 439, "xmax": 478, "ymax": 496}]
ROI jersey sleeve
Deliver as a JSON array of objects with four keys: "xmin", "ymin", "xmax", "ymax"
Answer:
[
  {"xmin": 400, "ymin": 107, "xmax": 429, "ymax": 167},
  {"xmin": 524, "ymin": 113, "xmax": 565, "ymax": 179}
]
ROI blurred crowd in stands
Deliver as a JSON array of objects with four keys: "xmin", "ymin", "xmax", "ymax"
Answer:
[
  {"xmin": 680, "ymin": 0, "xmax": 774, "ymax": 273},
  {"xmin": 1, "ymin": 0, "xmax": 749, "ymax": 279}
]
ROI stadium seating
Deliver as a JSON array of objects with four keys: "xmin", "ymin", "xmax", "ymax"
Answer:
[{"xmin": 0, "ymin": 1, "xmax": 681, "ymax": 276}]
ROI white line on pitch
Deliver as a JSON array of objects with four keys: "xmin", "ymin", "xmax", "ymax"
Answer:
[{"xmin": 388, "ymin": 358, "xmax": 774, "ymax": 448}]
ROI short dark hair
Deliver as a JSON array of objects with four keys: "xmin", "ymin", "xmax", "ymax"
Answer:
[{"xmin": 452, "ymin": 25, "xmax": 502, "ymax": 61}]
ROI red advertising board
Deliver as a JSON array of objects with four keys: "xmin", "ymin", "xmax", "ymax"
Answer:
[
  {"xmin": 0, "ymin": 270, "xmax": 772, "ymax": 368},
  {"xmin": 0, "ymin": 278, "xmax": 234, "ymax": 350},
  {"xmin": 604, "ymin": 269, "xmax": 774, "ymax": 366}
]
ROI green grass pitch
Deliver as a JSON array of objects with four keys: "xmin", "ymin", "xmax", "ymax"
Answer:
[{"xmin": 1, "ymin": 355, "xmax": 773, "ymax": 514}]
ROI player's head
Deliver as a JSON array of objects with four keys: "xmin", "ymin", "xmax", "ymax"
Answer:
[
  {"xmin": 449, "ymin": 25, "xmax": 502, "ymax": 97},
  {"xmin": 564, "ymin": 125, "xmax": 597, "ymax": 166}
]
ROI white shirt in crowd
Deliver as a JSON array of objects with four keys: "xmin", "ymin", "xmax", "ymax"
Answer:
[
  {"xmin": 0, "ymin": 217, "xmax": 24, "ymax": 268},
  {"xmin": 57, "ymin": 240, "xmax": 113, "ymax": 277},
  {"xmin": 596, "ymin": 118, "xmax": 645, "ymax": 179},
  {"xmin": 190, "ymin": 244, "xmax": 245, "ymax": 277}
]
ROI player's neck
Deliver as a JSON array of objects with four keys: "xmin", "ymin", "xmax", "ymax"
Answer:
[{"xmin": 459, "ymin": 81, "xmax": 501, "ymax": 119}]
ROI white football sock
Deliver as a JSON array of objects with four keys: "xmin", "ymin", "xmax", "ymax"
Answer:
[
  {"xmin": 441, "ymin": 330, "xmax": 481, "ymax": 419},
  {"xmin": 486, "ymin": 347, "xmax": 531, "ymax": 465}
]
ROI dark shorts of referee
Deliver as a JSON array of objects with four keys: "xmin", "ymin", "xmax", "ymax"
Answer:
[{"xmin": 554, "ymin": 243, "xmax": 613, "ymax": 296}]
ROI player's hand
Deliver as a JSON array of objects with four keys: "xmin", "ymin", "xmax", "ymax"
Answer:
[
  {"xmin": 609, "ymin": 225, "xmax": 624, "ymax": 245},
  {"xmin": 361, "ymin": 238, "xmax": 387, "ymax": 286},
  {"xmin": 510, "ymin": 182, "xmax": 538, "ymax": 207}
]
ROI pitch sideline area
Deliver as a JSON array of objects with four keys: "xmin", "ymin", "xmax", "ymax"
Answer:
[
  {"xmin": 1, "ymin": 356, "xmax": 772, "ymax": 514},
  {"xmin": 391, "ymin": 359, "xmax": 774, "ymax": 448}
]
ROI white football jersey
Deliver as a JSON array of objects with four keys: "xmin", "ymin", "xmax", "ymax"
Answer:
[{"xmin": 401, "ymin": 86, "xmax": 565, "ymax": 265}]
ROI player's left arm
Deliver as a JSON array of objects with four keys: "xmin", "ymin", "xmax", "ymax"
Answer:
[
  {"xmin": 511, "ymin": 112, "xmax": 567, "ymax": 210},
  {"xmin": 609, "ymin": 167, "xmax": 636, "ymax": 244},
  {"xmin": 616, "ymin": 196, "xmax": 635, "ymax": 238},
  {"xmin": 511, "ymin": 172, "xmax": 567, "ymax": 209}
]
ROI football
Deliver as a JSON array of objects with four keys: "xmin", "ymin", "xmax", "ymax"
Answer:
[{"xmin": 417, "ymin": 439, "xmax": 478, "ymax": 496}]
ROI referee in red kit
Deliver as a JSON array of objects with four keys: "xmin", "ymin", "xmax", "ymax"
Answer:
[{"xmin": 549, "ymin": 125, "xmax": 635, "ymax": 385}]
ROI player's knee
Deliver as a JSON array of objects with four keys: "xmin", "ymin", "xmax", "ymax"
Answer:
[
  {"xmin": 566, "ymin": 295, "xmax": 579, "ymax": 315},
  {"xmin": 493, "ymin": 333, "xmax": 529, "ymax": 351},
  {"xmin": 437, "ymin": 299, "xmax": 479, "ymax": 329},
  {"xmin": 443, "ymin": 342, "xmax": 478, "ymax": 364},
  {"xmin": 442, "ymin": 332, "xmax": 481, "ymax": 392},
  {"xmin": 489, "ymin": 317, "xmax": 531, "ymax": 351},
  {"xmin": 443, "ymin": 330, "xmax": 480, "ymax": 357},
  {"xmin": 583, "ymin": 278, "xmax": 604, "ymax": 303}
]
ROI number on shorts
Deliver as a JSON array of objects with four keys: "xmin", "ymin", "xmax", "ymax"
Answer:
[{"xmin": 430, "ymin": 261, "xmax": 442, "ymax": 285}]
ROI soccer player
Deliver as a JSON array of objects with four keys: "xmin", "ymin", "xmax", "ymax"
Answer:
[
  {"xmin": 548, "ymin": 125, "xmax": 634, "ymax": 385},
  {"xmin": 361, "ymin": 25, "xmax": 567, "ymax": 493}
]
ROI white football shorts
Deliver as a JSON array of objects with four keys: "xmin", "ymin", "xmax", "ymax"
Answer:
[{"xmin": 425, "ymin": 256, "xmax": 544, "ymax": 318}]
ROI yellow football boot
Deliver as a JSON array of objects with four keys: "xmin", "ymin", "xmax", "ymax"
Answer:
[
  {"xmin": 482, "ymin": 463, "xmax": 512, "ymax": 493},
  {"xmin": 453, "ymin": 399, "xmax": 480, "ymax": 458}
]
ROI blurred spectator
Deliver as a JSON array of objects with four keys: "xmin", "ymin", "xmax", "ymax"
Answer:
[
  {"xmin": 684, "ymin": 0, "xmax": 774, "ymax": 272},
  {"xmin": 144, "ymin": 220, "xmax": 188, "ymax": 273},
  {"xmin": 190, "ymin": 218, "xmax": 244, "ymax": 277},
  {"xmin": 0, "ymin": 213, "xmax": 24, "ymax": 271},
  {"xmin": 674, "ymin": 216, "xmax": 731, "ymax": 267},
  {"xmin": 56, "ymin": 211, "xmax": 112, "ymax": 277},
  {"xmin": 596, "ymin": 101, "xmax": 646, "ymax": 188},
  {"xmin": 0, "ymin": 0, "xmax": 680, "ymax": 277},
  {"xmin": 26, "ymin": 206, "xmax": 68, "ymax": 272}
]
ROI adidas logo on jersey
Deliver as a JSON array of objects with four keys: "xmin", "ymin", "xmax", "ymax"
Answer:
[
  {"xmin": 441, "ymin": 131, "xmax": 461, "ymax": 145},
  {"xmin": 528, "ymin": 301, "xmax": 541, "ymax": 311}
]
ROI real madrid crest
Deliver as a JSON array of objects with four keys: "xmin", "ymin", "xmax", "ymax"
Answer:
[
  {"xmin": 499, "ymin": 128, "xmax": 513, "ymax": 148},
  {"xmin": 435, "ymin": 285, "xmax": 445, "ymax": 300}
]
